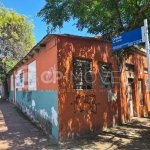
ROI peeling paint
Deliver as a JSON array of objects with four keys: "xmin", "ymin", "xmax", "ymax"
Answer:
[
  {"xmin": 107, "ymin": 89, "xmax": 117, "ymax": 101},
  {"xmin": 114, "ymin": 112, "xmax": 118, "ymax": 118},
  {"xmin": 39, "ymin": 109, "xmax": 49, "ymax": 120},
  {"xmin": 32, "ymin": 99, "xmax": 35, "ymax": 109},
  {"xmin": 51, "ymin": 107, "xmax": 58, "ymax": 126},
  {"xmin": 9, "ymin": 90, "xmax": 58, "ymax": 139}
]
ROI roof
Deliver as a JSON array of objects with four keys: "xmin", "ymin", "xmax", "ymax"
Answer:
[
  {"xmin": 7, "ymin": 33, "xmax": 146, "ymax": 75},
  {"xmin": 57, "ymin": 34, "xmax": 111, "ymax": 42},
  {"xmin": 7, "ymin": 34, "xmax": 111, "ymax": 75},
  {"xmin": 8, "ymin": 34, "xmax": 56, "ymax": 75}
]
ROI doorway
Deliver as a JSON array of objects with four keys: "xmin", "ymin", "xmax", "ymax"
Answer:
[
  {"xmin": 138, "ymin": 79, "xmax": 144, "ymax": 106},
  {"xmin": 127, "ymin": 78, "xmax": 134, "ymax": 117}
]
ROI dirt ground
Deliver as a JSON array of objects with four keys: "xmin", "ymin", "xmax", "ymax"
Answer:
[
  {"xmin": 59, "ymin": 117, "xmax": 150, "ymax": 150},
  {"xmin": 0, "ymin": 99, "xmax": 150, "ymax": 150}
]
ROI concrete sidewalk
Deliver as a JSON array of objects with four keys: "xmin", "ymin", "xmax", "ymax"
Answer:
[{"xmin": 0, "ymin": 99, "xmax": 57, "ymax": 150}]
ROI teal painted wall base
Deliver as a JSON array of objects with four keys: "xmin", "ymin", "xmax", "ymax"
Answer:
[
  {"xmin": 15, "ymin": 90, "xmax": 58, "ymax": 139},
  {"xmin": 9, "ymin": 91, "xmax": 14, "ymax": 102}
]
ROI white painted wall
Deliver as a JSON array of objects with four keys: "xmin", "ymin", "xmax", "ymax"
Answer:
[
  {"xmin": 28, "ymin": 60, "xmax": 36, "ymax": 90},
  {"xmin": 16, "ymin": 70, "xmax": 24, "ymax": 88}
]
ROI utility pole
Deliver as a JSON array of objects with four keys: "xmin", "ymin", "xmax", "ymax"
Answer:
[{"xmin": 144, "ymin": 19, "xmax": 150, "ymax": 90}]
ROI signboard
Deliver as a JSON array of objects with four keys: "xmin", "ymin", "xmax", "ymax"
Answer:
[
  {"xmin": 16, "ymin": 70, "xmax": 24, "ymax": 88},
  {"xmin": 112, "ymin": 19, "xmax": 150, "ymax": 91},
  {"xmin": 28, "ymin": 60, "xmax": 36, "ymax": 90},
  {"xmin": 112, "ymin": 27, "xmax": 145, "ymax": 51}
]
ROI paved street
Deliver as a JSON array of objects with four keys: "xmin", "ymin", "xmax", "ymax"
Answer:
[{"xmin": 0, "ymin": 99, "xmax": 150, "ymax": 150}]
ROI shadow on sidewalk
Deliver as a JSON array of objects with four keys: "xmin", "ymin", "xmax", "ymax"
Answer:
[
  {"xmin": 60, "ymin": 118, "xmax": 150, "ymax": 149},
  {"xmin": 1, "ymin": 99, "xmax": 150, "ymax": 149},
  {"xmin": 0, "ymin": 99, "xmax": 58, "ymax": 150}
]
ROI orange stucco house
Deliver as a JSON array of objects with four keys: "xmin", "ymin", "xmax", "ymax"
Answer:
[{"xmin": 7, "ymin": 34, "xmax": 150, "ymax": 140}]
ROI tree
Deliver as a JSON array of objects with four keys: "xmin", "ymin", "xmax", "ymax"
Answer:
[
  {"xmin": 0, "ymin": 3, "xmax": 35, "ymax": 84},
  {"xmin": 37, "ymin": 0, "xmax": 150, "ymax": 39},
  {"xmin": 37, "ymin": 0, "xmax": 150, "ymax": 60}
]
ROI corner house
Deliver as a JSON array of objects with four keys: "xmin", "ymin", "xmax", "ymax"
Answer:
[{"xmin": 7, "ymin": 34, "xmax": 150, "ymax": 140}]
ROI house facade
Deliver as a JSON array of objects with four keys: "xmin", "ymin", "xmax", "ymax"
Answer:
[{"xmin": 7, "ymin": 34, "xmax": 150, "ymax": 140}]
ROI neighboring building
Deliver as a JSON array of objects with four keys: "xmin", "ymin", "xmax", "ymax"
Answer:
[
  {"xmin": 0, "ymin": 84, "xmax": 2, "ymax": 98},
  {"xmin": 0, "ymin": 84, "xmax": 5, "ymax": 99},
  {"xmin": 6, "ymin": 34, "xmax": 150, "ymax": 140}
]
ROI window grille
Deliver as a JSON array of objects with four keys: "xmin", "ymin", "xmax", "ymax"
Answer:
[
  {"xmin": 73, "ymin": 57, "xmax": 92, "ymax": 90},
  {"xmin": 99, "ymin": 62, "xmax": 112, "ymax": 89},
  {"xmin": 144, "ymin": 68, "xmax": 148, "ymax": 74},
  {"xmin": 126, "ymin": 63, "xmax": 134, "ymax": 72}
]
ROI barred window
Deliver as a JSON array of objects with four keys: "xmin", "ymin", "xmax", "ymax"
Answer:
[
  {"xmin": 99, "ymin": 62, "xmax": 112, "ymax": 89},
  {"xmin": 73, "ymin": 57, "xmax": 92, "ymax": 89},
  {"xmin": 144, "ymin": 68, "xmax": 148, "ymax": 74},
  {"xmin": 126, "ymin": 63, "xmax": 134, "ymax": 72}
]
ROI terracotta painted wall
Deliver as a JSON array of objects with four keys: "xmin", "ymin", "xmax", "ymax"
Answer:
[
  {"xmin": 36, "ymin": 37, "xmax": 58, "ymax": 90},
  {"xmin": 57, "ymin": 35, "xmax": 119, "ymax": 140},
  {"xmin": 12, "ymin": 36, "xmax": 58, "ymax": 91},
  {"xmin": 8, "ymin": 37, "xmax": 59, "ymax": 139},
  {"xmin": 120, "ymin": 53, "xmax": 150, "ymax": 123}
]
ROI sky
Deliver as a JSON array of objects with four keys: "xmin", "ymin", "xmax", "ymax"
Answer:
[{"xmin": 1, "ymin": 0, "xmax": 94, "ymax": 43}]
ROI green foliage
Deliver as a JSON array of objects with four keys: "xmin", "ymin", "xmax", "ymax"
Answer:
[
  {"xmin": 0, "ymin": 3, "xmax": 35, "ymax": 83},
  {"xmin": 111, "ymin": 45, "xmax": 143, "ymax": 64},
  {"xmin": 37, "ymin": 0, "xmax": 150, "ymax": 65},
  {"xmin": 2, "ymin": 57, "xmax": 18, "ymax": 73},
  {"xmin": 37, "ymin": 0, "xmax": 150, "ymax": 40}
]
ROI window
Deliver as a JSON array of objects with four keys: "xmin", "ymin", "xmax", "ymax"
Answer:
[
  {"xmin": 16, "ymin": 70, "xmax": 24, "ymax": 88},
  {"xmin": 28, "ymin": 60, "xmax": 37, "ymax": 90},
  {"xmin": 99, "ymin": 62, "xmax": 112, "ymax": 89},
  {"xmin": 126, "ymin": 63, "xmax": 134, "ymax": 72},
  {"xmin": 144, "ymin": 68, "xmax": 148, "ymax": 74},
  {"xmin": 73, "ymin": 57, "xmax": 92, "ymax": 89}
]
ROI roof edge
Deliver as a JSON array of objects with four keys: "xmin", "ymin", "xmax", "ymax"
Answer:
[{"xmin": 7, "ymin": 34, "xmax": 56, "ymax": 75}]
